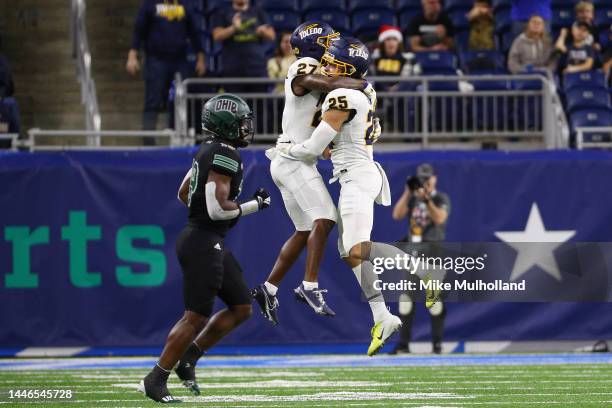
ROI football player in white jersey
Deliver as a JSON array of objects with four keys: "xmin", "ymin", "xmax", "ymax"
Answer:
[
  {"xmin": 278, "ymin": 37, "xmax": 441, "ymax": 356},
  {"xmin": 251, "ymin": 22, "xmax": 377, "ymax": 325}
]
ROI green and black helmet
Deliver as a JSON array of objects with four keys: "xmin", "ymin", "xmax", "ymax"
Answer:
[{"xmin": 201, "ymin": 94, "xmax": 254, "ymax": 147}]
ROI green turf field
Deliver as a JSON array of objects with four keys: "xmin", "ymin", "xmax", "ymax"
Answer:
[{"xmin": 1, "ymin": 362, "xmax": 612, "ymax": 407}]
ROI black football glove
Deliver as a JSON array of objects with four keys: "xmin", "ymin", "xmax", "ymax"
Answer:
[{"xmin": 253, "ymin": 188, "xmax": 271, "ymax": 210}]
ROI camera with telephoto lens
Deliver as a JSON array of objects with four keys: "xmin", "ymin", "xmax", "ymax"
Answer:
[{"xmin": 406, "ymin": 175, "xmax": 428, "ymax": 192}]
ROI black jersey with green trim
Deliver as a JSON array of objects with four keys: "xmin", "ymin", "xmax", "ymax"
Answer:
[{"xmin": 186, "ymin": 137, "xmax": 243, "ymax": 235}]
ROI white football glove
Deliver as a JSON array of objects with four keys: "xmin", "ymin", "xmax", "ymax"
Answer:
[
  {"xmin": 371, "ymin": 117, "xmax": 381, "ymax": 144},
  {"xmin": 362, "ymin": 81, "xmax": 377, "ymax": 103}
]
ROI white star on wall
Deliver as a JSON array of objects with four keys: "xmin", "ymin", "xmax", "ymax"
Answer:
[{"xmin": 494, "ymin": 203, "xmax": 576, "ymax": 282}]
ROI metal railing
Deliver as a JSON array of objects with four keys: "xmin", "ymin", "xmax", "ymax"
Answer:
[
  {"xmin": 576, "ymin": 127, "xmax": 612, "ymax": 150},
  {"xmin": 174, "ymin": 74, "xmax": 569, "ymax": 149},
  {"xmin": 71, "ymin": 0, "xmax": 101, "ymax": 137}
]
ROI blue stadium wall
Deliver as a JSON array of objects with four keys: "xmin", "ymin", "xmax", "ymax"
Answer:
[{"xmin": 1, "ymin": 148, "xmax": 612, "ymax": 348}]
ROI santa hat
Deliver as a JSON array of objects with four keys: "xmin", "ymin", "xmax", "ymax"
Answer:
[{"xmin": 378, "ymin": 25, "xmax": 403, "ymax": 43}]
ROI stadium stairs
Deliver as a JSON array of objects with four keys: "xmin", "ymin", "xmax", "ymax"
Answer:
[
  {"xmin": 0, "ymin": 0, "xmax": 85, "ymax": 136},
  {"xmin": 86, "ymin": 0, "xmax": 146, "ymax": 135}
]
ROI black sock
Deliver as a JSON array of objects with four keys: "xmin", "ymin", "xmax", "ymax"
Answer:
[
  {"xmin": 150, "ymin": 364, "xmax": 171, "ymax": 382},
  {"xmin": 181, "ymin": 343, "xmax": 204, "ymax": 366}
]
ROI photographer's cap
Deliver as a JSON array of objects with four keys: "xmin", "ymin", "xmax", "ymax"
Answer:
[{"xmin": 417, "ymin": 163, "xmax": 435, "ymax": 179}]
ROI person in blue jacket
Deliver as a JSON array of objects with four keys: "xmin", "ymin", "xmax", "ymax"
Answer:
[{"xmin": 127, "ymin": 0, "xmax": 206, "ymax": 143}]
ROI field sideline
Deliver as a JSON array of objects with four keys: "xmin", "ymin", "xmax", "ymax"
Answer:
[{"xmin": 1, "ymin": 354, "xmax": 612, "ymax": 407}]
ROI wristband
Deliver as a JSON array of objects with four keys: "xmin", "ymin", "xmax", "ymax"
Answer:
[{"xmin": 239, "ymin": 199, "xmax": 259, "ymax": 216}]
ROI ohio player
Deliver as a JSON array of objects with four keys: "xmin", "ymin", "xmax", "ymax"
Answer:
[
  {"xmin": 251, "ymin": 22, "xmax": 378, "ymax": 324},
  {"xmin": 278, "ymin": 37, "xmax": 416, "ymax": 356},
  {"xmin": 139, "ymin": 94, "xmax": 271, "ymax": 403}
]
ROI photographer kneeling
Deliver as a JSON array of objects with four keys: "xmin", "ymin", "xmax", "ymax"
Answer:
[{"xmin": 391, "ymin": 163, "xmax": 450, "ymax": 354}]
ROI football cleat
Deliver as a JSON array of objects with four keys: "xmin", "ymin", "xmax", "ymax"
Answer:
[
  {"xmin": 138, "ymin": 373, "xmax": 181, "ymax": 404},
  {"xmin": 175, "ymin": 361, "xmax": 200, "ymax": 396},
  {"xmin": 367, "ymin": 314, "xmax": 402, "ymax": 356},
  {"xmin": 424, "ymin": 276, "xmax": 441, "ymax": 309},
  {"xmin": 251, "ymin": 284, "xmax": 280, "ymax": 325},
  {"xmin": 294, "ymin": 284, "xmax": 336, "ymax": 317}
]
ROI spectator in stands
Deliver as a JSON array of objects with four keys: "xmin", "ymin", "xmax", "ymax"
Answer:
[
  {"xmin": 467, "ymin": 0, "xmax": 494, "ymax": 50},
  {"xmin": 370, "ymin": 26, "xmax": 417, "ymax": 92},
  {"xmin": 510, "ymin": 0, "xmax": 551, "ymax": 39},
  {"xmin": 507, "ymin": 15, "xmax": 553, "ymax": 74},
  {"xmin": 603, "ymin": 26, "xmax": 612, "ymax": 82},
  {"xmin": 0, "ymin": 52, "xmax": 20, "ymax": 148},
  {"xmin": 554, "ymin": 21, "xmax": 596, "ymax": 74},
  {"xmin": 556, "ymin": 1, "xmax": 600, "ymax": 53},
  {"xmin": 212, "ymin": 0, "xmax": 275, "ymax": 93},
  {"xmin": 407, "ymin": 0, "xmax": 455, "ymax": 52},
  {"xmin": 391, "ymin": 163, "xmax": 450, "ymax": 355},
  {"xmin": 127, "ymin": 0, "xmax": 206, "ymax": 144},
  {"xmin": 267, "ymin": 32, "xmax": 296, "ymax": 94}
]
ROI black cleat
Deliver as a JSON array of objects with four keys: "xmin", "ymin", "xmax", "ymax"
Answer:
[
  {"xmin": 175, "ymin": 361, "xmax": 200, "ymax": 396},
  {"xmin": 294, "ymin": 284, "xmax": 336, "ymax": 317},
  {"xmin": 138, "ymin": 370, "xmax": 181, "ymax": 404},
  {"xmin": 251, "ymin": 284, "xmax": 279, "ymax": 325}
]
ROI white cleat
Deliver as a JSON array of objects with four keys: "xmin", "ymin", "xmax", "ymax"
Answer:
[{"xmin": 367, "ymin": 314, "xmax": 402, "ymax": 356}]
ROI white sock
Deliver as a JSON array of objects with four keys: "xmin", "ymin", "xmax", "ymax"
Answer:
[
  {"xmin": 370, "ymin": 299, "xmax": 391, "ymax": 323},
  {"xmin": 302, "ymin": 280, "xmax": 318, "ymax": 290},
  {"xmin": 264, "ymin": 281, "xmax": 278, "ymax": 296}
]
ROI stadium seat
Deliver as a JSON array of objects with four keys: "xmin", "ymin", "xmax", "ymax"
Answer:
[
  {"xmin": 460, "ymin": 50, "xmax": 505, "ymax": 73},
  {"xmin": 399, "ymin": 9, "xmax": 420, "ymax": 31},
  {"xmin": 347, "ymin": 0, "xmax": 393, "ymax": 13},
  {"xmin": 351, "ymin": 9, "xmax": 395, "ymax": 38},
  {"xmin": 206, "ymin": 0, "xmax": 231, "ymax": 15},
  {"xmin": 267, "ymin": 10, "xmax": 301, "ymax": 32},
  {"xmin": 444, "ymin": 0, "xmax": 472, "ymax": 12},
  {"xmin": 594, "ymin": 8, "xmax": 612, "ymax": 29},
  {"xmin": 571, "ymin": 108, "xmax": 612, "ymax": 145},
  {"xmin": 396, "ymin": 0, "xmax": 421, "ymax": 13},
  {"xmin": 301, "ymin": 0, "xmax": 345, "ymax": 13},
  {"xmin": 491, "ymin": 0, "xmax": 511, "ymax": 12},
  {"xmin": 258, "ymin": 0, "xmax": 299, "ymax": 10},
  {"xmin": 494, "ymin": 8, "xmax": 512, "ymax": 34},
  {"xmin": 551, "ymin": 0, "xmax": 576, "ymax": 7},
  {"xmin": 563, "ymin": 70, "xmax": 607, "ymax": 92},
  {"xmin": 448, "ymin": 9, "xmax": 470, "ymax": 33},
  {"xmin": 304, "ymin": 10, "xmax": 350, "ymax": 34},
  {"xmin": 565, "ymin": 88, "xmax": 611, "ymax": 114},
  {"xmin": 551, "ymin": 7, "xmax": 573, "ymax": 31},
  {"xmin": 571, "ymin": 107, "xmax": 612, "ymax": 134},
  {"xmin": 414, "ymin": 51, "xmax": 457, "ymax": 72},
  {"xmin": 499, "ymin": 31, "xmax": 514, "ymax": 54},
  {"xmin": 454, "ymin": 30, "xmax": 470, "ymax": 51},
  {"xmin": 513, "ymin": 77, "xmax": 544, "ymax": 90}
]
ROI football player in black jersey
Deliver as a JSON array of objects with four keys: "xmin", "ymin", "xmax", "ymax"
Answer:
[{"xmin": 138, "ymin": 94, "xmax": 271, "ymax": 403}]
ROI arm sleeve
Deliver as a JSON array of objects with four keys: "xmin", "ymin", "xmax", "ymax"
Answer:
[
  {"xmin": 210, "ymin": 147, "xmax": 241, "ymax": 177},
  {"xmin": 257, "ymin": 7, "xmax": 270, "ymax": 26},
  {"xmin": 186, "ymin": 7, "xmax": 204, "ymax": 53},
  {"xmin": 131, "ymin": 1, "xmax": 150, "ymax": 50},
  {"xmin": 507, "ymin": 40, "xmax": 523, "ymax": 73},
  {"xmin": 288, "ymin": 120, "xmax": 338, "ymax": 160},
  {"xmin": 211, "ymin": 9, "xmax": 227, "ymax": 30}
]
